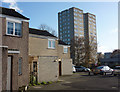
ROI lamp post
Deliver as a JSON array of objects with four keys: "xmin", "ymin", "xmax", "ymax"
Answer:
[{"xmin": 58, "ymin": 58, "xmax": 61, "ymax": 62}]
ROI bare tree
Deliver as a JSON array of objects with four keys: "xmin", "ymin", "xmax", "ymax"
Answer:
[
  {"xmin": 39, "ymin": 24, "xmax": 57, "ymax": 36},
  {"xmin": 71, "ymin": 36, "xmax": 97, "ymax": 67},
  {"xmin": 39, "ymin": 24, "xmax": 48, "ymax": 30},
  {"xmin": 74, "ymin": 36, "xmax": 85, "ymax": 66},
  {"xmin": 85, "ymin": 36, "xmax": 97, "ymax": 67},
  {"xmin": 70, "ymin": 36, "xmax": 86, "ymax": 66}
]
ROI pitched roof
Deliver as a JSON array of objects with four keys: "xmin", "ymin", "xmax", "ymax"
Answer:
[
  {"xmin": 0, "ymin": 7, "xmax": 29, "ymax": 20},
  {"xmin": 29, "ymin": 28, "xmax": 57, "ymax": 38},
  {"xmin": 58, "ymin": 40, "xmax": 69, "ymax": 45}
]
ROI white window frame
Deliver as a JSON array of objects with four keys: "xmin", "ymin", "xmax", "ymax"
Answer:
[
  {"xmin": 6, "ymin": 20, "xmax": 22, "ymax": 37},
  {"xmin": 48, "ymin": 39, "xmax": 55, "ymax": 49},
  {"xmin": 63, "ymin": 46, "xmax": 68, "ymax": 53}
]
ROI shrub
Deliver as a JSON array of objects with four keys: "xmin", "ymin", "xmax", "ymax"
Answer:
[
  {"xmin": 37, "ymin": 82, "xmax": 41, "ymax": 85},
  {"xmin": 33, "ymin": 84, "xmax": 36, "ymax": 86},
  {"xmin": 30, "ymin": 74, "xmax": 37, "ymax": 85},
  {"xmin": 41, "ymin": 81, "xmax": 47, "ymax": 85},
  {"xmin": 18, "ymin": 86, "xmax": 26, "ymax": 92},
  {"xmin": 29, "ymin": 83, "xmax": 32, "ymax": 86},
  {"xmin": 48, "ymin": 81, "xmax": 52, "ymax": 84}
]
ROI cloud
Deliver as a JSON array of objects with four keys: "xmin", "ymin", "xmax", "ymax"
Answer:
[{"xmin": 2, "ymin": 0, "xmax": 23, "ymax": 13}]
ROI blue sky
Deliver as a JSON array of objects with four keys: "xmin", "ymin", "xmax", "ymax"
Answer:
[{"xmin": 1, "ymin": 2, "xmax": 118, "ymax": 53}]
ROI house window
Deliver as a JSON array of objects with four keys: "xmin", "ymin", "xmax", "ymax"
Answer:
[
  {"xmin": 64, "ymin": 46, "xmax": 68, "ymax": 53},
  {"xmin": 48, "ymin": 39, "xmax": 55, "ymax": 49},
  {"xmin": 52, "ymin": 41, "xmax": 55, "ymax": 48},
  {"xmin": 7, "ymin": 22, "xmax": 14, "ymax": 35},
  {"xmin": 15, "ymin": 23, "xmax": 22, "ymax": 36},
  {"xmin": 48, "ymin": 40, "xmax": 51, "ymax": 47},
  {"xmin": 7, "ymin": 21, "xmax": 22, "ymax": 36},
  {"xmin": 18, "ymin": 57, "xmax": 22, "ymax": 75}
]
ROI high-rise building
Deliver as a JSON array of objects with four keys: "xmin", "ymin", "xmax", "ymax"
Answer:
[
  {"xmin": 58, "ymin": 7, "xmax": 97, "ymax": 65},
  {"xmin": 84, "ymin": 13, "xmax": 97, "ymax": 65},
  {"xmin": 58, "ymin": 7, "xmax": 84, "ymax": 44}
]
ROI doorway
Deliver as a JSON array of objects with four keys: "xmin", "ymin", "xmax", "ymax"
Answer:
[
  {"xmin": 6, "ymin": 56, "xmax": 12, "ymax": 91},
  {"xmin": 59, "ymin": 61, "xmax": 62, "ymax": 76},
  {"xmin": 32, "ymin": 62, "xmax": 38, "ymax": 84}
]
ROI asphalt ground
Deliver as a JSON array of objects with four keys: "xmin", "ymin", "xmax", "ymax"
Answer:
[{"xmin": 28, "ymin": 72, "xmax": 120, "ymax": 92}]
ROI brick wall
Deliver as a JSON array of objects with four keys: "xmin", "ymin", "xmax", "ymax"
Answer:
[
  {"xmin": 0, "ymin": 48, "xmax": 2, "ymax": 91},
  {"xmin": 2, "ymin": 48, "xmax": 8, "ymax": 90},
  {"xmin": 0, "ymin": 17, "xmax": 2, "ymax": 91},
  {"xmin": 2, "ymin": 17, "xmax": 29, "ymax": 90}
]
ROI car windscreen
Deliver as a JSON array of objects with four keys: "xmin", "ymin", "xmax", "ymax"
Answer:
[
  {"xmin": 75, "ymin": 66, "xmax": 81, "ymax": 68},
  {"xmin": 97, "ymin": 66, "xmax": 103, "ymax": 69}
]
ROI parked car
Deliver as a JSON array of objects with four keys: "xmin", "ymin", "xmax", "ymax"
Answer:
[
  {"xmin": 113, "ymin": 66, "xmax": 120, "ymax": 76},
  {"xmin": 89, "ymin": 66, "xmax": 114, "ymax": 75},
  {"xmin": 86, "ymin": 68, "xmax": 91, "ymax": 72},
  {"xmin": 72, "ymin": 66, "xmax": 76, "ymax": 73},
  {"xmin": 75, "ymin": 66, "xmax": 89, "ymax": 72}
]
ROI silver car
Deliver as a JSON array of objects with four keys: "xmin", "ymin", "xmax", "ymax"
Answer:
[
  {"xmin": 113, "ymin": 66, "xmax": 120, "ymax": 76},
  {"xmin": 89, "ymin": 66, "xmax": 113, "ymax": 75}
]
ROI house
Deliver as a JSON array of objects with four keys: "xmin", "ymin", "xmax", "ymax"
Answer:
[
  {"xmin": 58, "ymin": 40, "xmax": 73, "ymax": 76},
  {"xmin": 104, "ymin": 52, "xmax": 112, "ymax": 59},
  {"xmin": 0, "ymin": 7, "xmax": 29, "ymax": 91},
  {"xmin": 29, "ymin": 28, "xmax": 72, "ymax": 83}
]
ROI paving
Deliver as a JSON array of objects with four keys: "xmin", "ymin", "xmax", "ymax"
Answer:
[{"xmin": 28, "ymin": 72, "xmax": 120, "ymax": 91}]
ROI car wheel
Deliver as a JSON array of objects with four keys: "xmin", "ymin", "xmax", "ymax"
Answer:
[
  {"xmin": 88, "ymin": 72, "xmax": 91, "ymax": 76},
  {"xmin": 104, "ymin": 72, "xmax": 106, "ymax": 75},
  {"xmin": 111, "ymin": 71, "xmax": 114, "ymax": 75},
  {"xmin": 100, "ymin": 72, "xmax": 104, "ymax": 75}
]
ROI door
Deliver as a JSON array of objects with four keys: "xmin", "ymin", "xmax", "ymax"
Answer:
[
  {"xmin": 59, "ymin": 61, "xmax": 62, "ymax": 76},
  {"xmin": 6, "ymin": 56, "xmax": 12, "ymax": 91}
]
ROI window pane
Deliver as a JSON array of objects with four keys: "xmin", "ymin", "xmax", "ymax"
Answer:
[
  {"xmin": 15, "ymin": 23, "xmax": 22, "ymax": 36},
  {"xmin": 66, "ymin": 48, "xmax": 68, "ymax": 52},
  {"xmin": 64, "ymin": 47, "xmax": 68, "ymax": 53},
  {"xmin": 48, "ymin": 40, "xmax": 51, "ymax": 47},
  {"xmin": 7, "ymin": 22, "xmax": 13, "ymax": 35},
  {"xmin": 64, "ymin": 48, "xmax": 65, "ymax": 52},
  {"xmin": 52, "ymin": 41, "xmax": 55, "ymax": 48}
]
